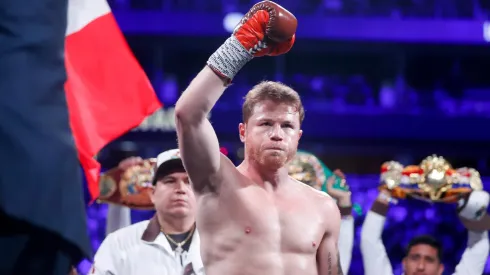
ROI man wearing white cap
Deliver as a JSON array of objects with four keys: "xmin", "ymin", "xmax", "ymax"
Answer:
[{"xmin": 90, "ymin": 149, "xmax": 204, "ymax": 275}]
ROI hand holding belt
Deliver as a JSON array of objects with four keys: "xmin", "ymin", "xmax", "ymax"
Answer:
[
  {"xmin": 97, "ymin": 158, "xmax": 156, "ymax": 209},
  {"xmin": 379, "ymin": 155, "xmax": 486, "ymax": 205},
  {"xmin": 288, "ymin": 150, "xmax": 362, "ymax": 215}
]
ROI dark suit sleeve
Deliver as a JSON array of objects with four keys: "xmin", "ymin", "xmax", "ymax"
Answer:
[{"xmin": 0, "ymin": 0, "xmax": 91, "ymax": 262}]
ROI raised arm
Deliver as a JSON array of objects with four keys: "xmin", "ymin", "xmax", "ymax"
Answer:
[
  {"xmin": 453, "ymin": 190, "xmax": 490, "ymax": 275},
  {"xmin": 360, "ymin": 191, "xmax": 394, "ymax": 275},
  {"xmin": 317, "ymin": 199, "xmax": 343, "ymax": 275},
  {"xmin": 174, "ymin": 0, "xmax": 297, "ymax": 193},
  {"xmin": 457, "ymin": 190, "xmax": 490, "ymax": 232},
  {"xmin": 325, "ymin": 171, "xmax": 354, "ymax": 273},
  {"xmin": 105, "ymin": 204, "xmax": 131, "ymax": 236},
  {"xmin": 453, "ymin": 230, "xmax": 489, "ymax": 275},
  {"xmin": 175, "ymin": 68, "xmax": 227, "ymax": 193}
]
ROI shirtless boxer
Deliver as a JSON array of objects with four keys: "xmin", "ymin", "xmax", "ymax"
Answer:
[{"xmin": 174, "ymin": 1, "xmax": 342, "ymax": 275}]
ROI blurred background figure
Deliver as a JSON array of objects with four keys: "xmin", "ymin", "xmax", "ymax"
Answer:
[
  {"xmin": 75, "ymin": 0, "xmax": 490, "ymax": 274},
  {"xmin": 361, "ymin": 189, "xmax": 489, "ymax": 275}
]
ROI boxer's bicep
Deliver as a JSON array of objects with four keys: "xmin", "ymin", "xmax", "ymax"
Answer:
[
  {"xmin": 176, "ymin": 117, "xmax": 223, "ymax": 193},
  {"xmin": 317, "ymin": 236, "xmax": 343, "ymax": 275},
  {"xmin": 317, "ymin": 202, "xmax": 343, "ymax": 275},
  {"xmin": 175, "ymin": 67, "xmax": 230, "ymax": 193}
]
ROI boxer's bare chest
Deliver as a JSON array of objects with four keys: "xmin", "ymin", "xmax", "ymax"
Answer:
[{"xmin": 198, "ymin": 182, "xmax": 326, "ymax": 254}]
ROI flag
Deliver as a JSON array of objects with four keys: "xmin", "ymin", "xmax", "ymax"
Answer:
[{"xmin": 65, "ymin": 0, "xmax": 162, "ymax": 201}]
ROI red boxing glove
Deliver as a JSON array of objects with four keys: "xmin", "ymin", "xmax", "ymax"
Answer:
[
  {"xmin": 207, "ymin": 1, "xmax": 297, "ymax": 81},
  {"xmin": 234, "ymin": 1, "xmax": 297, "ymax": 57}
]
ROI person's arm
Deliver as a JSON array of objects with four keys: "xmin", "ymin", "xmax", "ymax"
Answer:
[
  {"xmin": 325, "ymin": 171, "xmax": 354, "ymax": 274},
  {"xmin": 459, "ymin": 214, "xmax": 490, "ymax": 232},
  {"xmin": 105, "ymin": 204, "xmax": 131, "ymax": 236},
  {"xmin": 338, "ymin": 210, "xmax": 354, "ymax": 274},
  {"xmin": 457, "ymin": 190, "xmax": 490, "ymax": 232},
  {"xmin": 453, "ymin": 190, "xmax": 490, "ymax": 275},
  {"xmin": 360, "ymin": 191, "xmax": 394, "ymax": 275},
  {"xmin": 175, "ymin": 67, "xmax": 229, "ymax": 194},
  {"xmin": 174, "ymin": 1, "xmax": 296, "ymax": 194},
  {"xmin": 453, "ymin": 230, "xmax": 489, "ymax": 275},
  {"xmin": 317, "ymin": 198, "xmax": 343, "ymax": 275}
]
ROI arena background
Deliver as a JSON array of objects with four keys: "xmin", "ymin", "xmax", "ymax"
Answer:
[{"xmin": 79, "ymin": 0, "xmax": 490, "ymax": 273}]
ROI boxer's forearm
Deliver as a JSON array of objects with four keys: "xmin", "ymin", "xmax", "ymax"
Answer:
[
  {"xmin": 175, "ymin": 67, "xmax": 227, "ymax": 122},
  {"xmin": 175, "ymin": 67, "xmax": 227, "ymax": 191}
]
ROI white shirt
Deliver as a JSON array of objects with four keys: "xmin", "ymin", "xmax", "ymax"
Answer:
[
  {"xmin": 360, "ymin": 211, "xmax": 489, "ymax": 275},
  {"xmin": 339, "ymin": 216, "xmax": 354, "ymax": 274},
  {"xmin": 90, "ymin": 217, "xmax": 204, "ymax": 275}
]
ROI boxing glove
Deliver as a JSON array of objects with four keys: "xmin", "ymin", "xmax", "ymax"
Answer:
[
  {"xmin": 457, "ymin": 190, "xmax": 489, "ymax": 221},
  {"xmin": 207, "ymin": 0, "xmax": 297, "ymax": 82}
]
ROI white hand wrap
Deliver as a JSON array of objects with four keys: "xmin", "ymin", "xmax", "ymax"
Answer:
[{"xmin": 206, "ymin": 36, "xmax": 253, "ymax": 81}]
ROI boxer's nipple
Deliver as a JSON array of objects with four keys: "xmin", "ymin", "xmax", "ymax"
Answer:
[
  {"xmin": 245, "ymin": 226, "xmax": 252, "ymax": 234},
  {"xmin": 312, "ymin": 242, "xmax": 316, "ymax": 247}
]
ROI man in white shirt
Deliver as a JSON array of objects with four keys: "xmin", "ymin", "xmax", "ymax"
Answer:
[
  {"xmin": 361, "ymin": 190, "xmax": 489, "ymax": 275},
  {"xmin": 90, "ymin": 149, "xmax": 204, "ymax": 275}
]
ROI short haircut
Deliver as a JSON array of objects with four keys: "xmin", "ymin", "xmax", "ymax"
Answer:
[
  {"xmin": 406, "ymin": 235, "xmax": 443, "ymax": 262},
  {"xmin": 242, "ymin": 81, "xmax": 305, "ymax": 124}
]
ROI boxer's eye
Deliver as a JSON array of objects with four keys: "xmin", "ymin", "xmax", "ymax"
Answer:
[
  {"xmin": 260, "ymin": 121, "xmax": 272, "ymax": 126},
  {"xmin": 282, "ymin": 123, "xmax": 293, "ymax": 129}
]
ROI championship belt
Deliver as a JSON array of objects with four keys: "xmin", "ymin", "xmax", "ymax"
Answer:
[
  {"xmin": 380, "ymin": 155, "xmax": 484, "ymax": 203},
  {"xmin": 288, "ymin": 150, "xmax": 348, "ymax": 192},
  {"xmin": 288, "ymin": 151, "xmax": 363, "ymax": 215},
  {"xmin": 97, "ymin": 158, "xmax": 156, "ymax": 210}
]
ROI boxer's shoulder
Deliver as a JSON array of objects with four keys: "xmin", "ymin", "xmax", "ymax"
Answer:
[
  {"xmin": 289, "ymin": 178, "xmax": 334, "ymax": 208},
  {"xmin": 304, "ymin": 184, "xmax": 338, "ymax": 212}
]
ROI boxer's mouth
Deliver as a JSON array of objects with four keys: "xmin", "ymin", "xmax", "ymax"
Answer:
[
  {"xmin": 265, "ymin": 146, "xmax": 285, "ymax": 151},
  {"xmin": 173, "ymin": 198, "xmax": 187, "ymax": 204}
]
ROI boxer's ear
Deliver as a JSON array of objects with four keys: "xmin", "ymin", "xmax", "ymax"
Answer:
[
  {"xmin": 298, "ymin": 129, "xmax": 303, "ymax": 140},
  {"xmin": 239, "ymin": 123, "xmax": 246, "ymax": 143}
]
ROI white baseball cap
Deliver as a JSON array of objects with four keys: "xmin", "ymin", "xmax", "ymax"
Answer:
[{"xmin": 152, "ymin": 148, "xmax": 185, "ymax": 185}]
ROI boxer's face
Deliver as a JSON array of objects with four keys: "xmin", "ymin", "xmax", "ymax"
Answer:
[
  {"xmin": 240, "ymin": 100, "xmax": 302, "ymax": 170},
  {"xmin": 151, "ymin": 172, "xmax": 196, "ymax": 218},
  {"xmin": 402, "ymin": 244, "xmax": 444, "ymax": 275}
]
